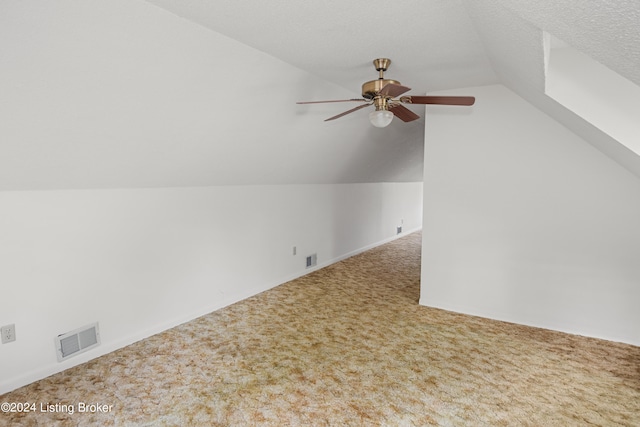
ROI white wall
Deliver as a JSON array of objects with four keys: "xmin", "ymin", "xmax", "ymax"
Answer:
[
  {"xmin": 0, "ymin": 182, "xmax": 423, "ymax": 394},
  {"xmin": 420, "ymin": 84, "xmax": 640, "ymax": 346}
]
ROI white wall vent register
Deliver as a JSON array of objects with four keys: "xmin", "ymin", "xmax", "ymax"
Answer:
[{"xmin": 55, "ymin": 322, "xmax": 100, "ymax": 362}]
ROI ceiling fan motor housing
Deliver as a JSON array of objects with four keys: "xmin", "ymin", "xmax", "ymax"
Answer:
[
  {"xmin": 363, "ymin": 58, "xmax": 398, "ymax": 100},
  {"xmin": 362, "ymin": 79, "xmax": 401, "ymax": 100}
]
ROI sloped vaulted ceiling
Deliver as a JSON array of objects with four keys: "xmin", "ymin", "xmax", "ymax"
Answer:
[
  {"xmin": 1, "ymin": 0, "xmax": 638, "ymax": 190},
  {"xmin": 465, "ymin": 0, "xmax": 640, "ymax": 177},
  {"xmin": 146, "ymin": 0, "xmax": 640, "ymax": 178}
]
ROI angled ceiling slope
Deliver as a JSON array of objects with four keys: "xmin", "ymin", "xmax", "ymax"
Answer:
[
  {"xmin": 148, "ymin": 0, "xmax": 640, "ymax": 179},
  {"xmin": 4, "ymin": 0, "xmax": 472, "ymax": 190},
  {"xmin": 144, "ymin": 0, "xmax": 498, "ymax": 96},
  {"xmin": 2, "ymin": 0, "xmax": 637, "ymax": 190},
  {"xmin": 464, "ymin": 0, "xmax": 640, "ymax": 179}
]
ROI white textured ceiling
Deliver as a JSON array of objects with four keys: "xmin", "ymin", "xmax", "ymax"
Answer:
[
  {"xmin": 465, "ymin": 0, "xmax": 640, "ymax": 177},
  {"xmin": 1, "ymin": 0, "xmax": 638, "ymax": 190},
  {"xmin": 483, "ymin": 0, "xmax": 640, "ymax": 86}
]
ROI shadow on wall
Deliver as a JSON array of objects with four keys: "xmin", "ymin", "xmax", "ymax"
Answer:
[{"xmin": 331, "ymin": 116, "xmax": 425, "ymax": 183}]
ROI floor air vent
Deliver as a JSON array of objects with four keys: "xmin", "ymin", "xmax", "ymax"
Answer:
[{"xmin": 55, "ymin": 322, "xmax": 100, "ymax": 362}]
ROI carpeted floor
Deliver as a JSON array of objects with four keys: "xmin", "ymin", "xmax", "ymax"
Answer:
[{"xmin": 2, "ymin": 231, "xmax": 639, "ymax": 426}]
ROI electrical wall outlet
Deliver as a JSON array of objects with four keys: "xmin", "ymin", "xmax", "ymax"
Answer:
[{"xmin": 1, "ymin": 324, "xmax": 16, "ymax": 344}]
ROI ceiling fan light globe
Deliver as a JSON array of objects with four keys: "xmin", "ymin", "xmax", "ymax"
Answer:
[{"xmin": 369, "ymin": 110, "xmax": 394, "ymax": 128}]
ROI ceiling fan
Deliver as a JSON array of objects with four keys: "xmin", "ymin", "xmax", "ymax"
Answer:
[{"xmin": 297, "ymin": 58, "xmax": 475, "ymax": 128}]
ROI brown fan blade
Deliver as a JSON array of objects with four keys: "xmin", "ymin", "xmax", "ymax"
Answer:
[
  {"xmin": 402, "ymin": 96, "xmax": 475, "ymax": 106},
  {"xmin": 379, "ymin": 83, "xmax": 412, "ymax": 98},
  {"xmin": 325, "ymin": 103, "xmax": 371, "ymax": 121},
  {"xmin": 389, "ymin": 104, "xmax": 420, "ymax": 122},
  {"xmin": 297, "ymin": 99, "xmax": 365, "ymax": 104}
]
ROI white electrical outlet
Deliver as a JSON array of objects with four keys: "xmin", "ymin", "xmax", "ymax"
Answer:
[{"xmin": 1, "ymin": 324, "xmax": 16, "ymax": 344}]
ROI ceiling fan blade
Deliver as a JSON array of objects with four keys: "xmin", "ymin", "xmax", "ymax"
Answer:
[
  {"xmin": 389, "ymin": 104, "xmax": 420, "ymax": 122},
  {"xmin": 379, "ymin": 83, "xmax": 412, "ymax": 98},
  {"xmin": 297, "ymin": 99, "xmax": 365, "ymax": 104},
  {"xmin": 325, "ymin": 103, "xmax": 371, "ymax": 121},
  {"xmin": 402, "ymin": 96, "xmax": 475, "ymax": 106}
]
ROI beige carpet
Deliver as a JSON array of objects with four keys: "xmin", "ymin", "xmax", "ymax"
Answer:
[{"xmin": 2, "ymin": 231, "xmax": 639, "ymax": 426}]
